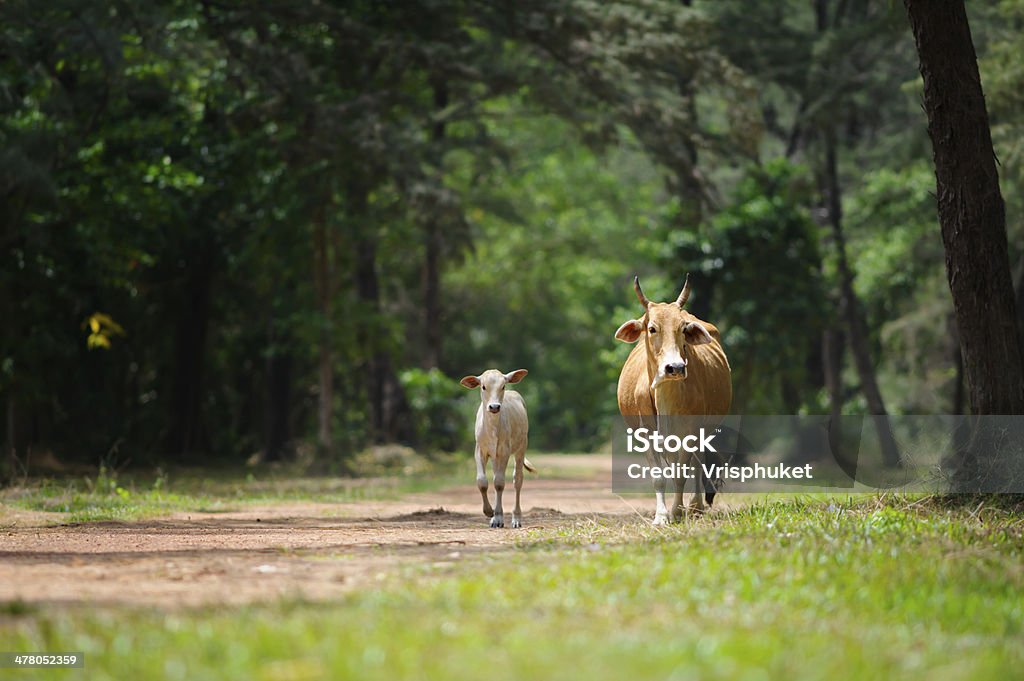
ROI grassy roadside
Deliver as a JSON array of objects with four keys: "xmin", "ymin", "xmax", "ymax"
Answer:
[
  {"xmin": 0, "ymin": 451, "xmax": 596, "ymax": 523},
  {"xmin": 0, "ymin": 460, "xmax": 470, "ymax": 523},
  {"xmin": 2, "ymin": 496, "xmax": 1022, "ymax": 681}
]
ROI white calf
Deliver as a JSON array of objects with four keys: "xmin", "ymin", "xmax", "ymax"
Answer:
[{"xmin": 460, "ymin": 368, "xmax": 533, "ymax": 528}]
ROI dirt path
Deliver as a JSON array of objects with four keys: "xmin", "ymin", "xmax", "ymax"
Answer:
[{"xmin": 0, "ymin": 455, "xmax": 646, "ymax": 608}]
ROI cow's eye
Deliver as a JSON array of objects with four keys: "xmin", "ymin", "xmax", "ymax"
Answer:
[{"xmin": 648, "ymin": 326, "xmax": 657, "ymax": 334}]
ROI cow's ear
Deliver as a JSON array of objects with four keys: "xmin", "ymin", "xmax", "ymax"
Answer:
[
  {"xmin": 460, "ymin": 375, "xmax": 481, "ymax": 389},
  {"xmin": 684, "ymin": 321, "xmax": 713, "ymax": 346},
  {"xmin": 505, "ymin": 369, "xmax": 528, "ymax": 384},
  {"xmin": 615, "ymin": 319, "xmax": 644, "ymax": 343}
]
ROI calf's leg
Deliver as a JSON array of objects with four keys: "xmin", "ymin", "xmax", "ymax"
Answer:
[
  {"xmin": 511, "ymin": 455, "xmax": 525, "ymax": 529},
  {"xmin": 491, "ymin": 454, "xmax": 509, "ymax": 528},
  {"xmin": 475, "ymin": 446, "xmax": 493, "ymax": 518}
]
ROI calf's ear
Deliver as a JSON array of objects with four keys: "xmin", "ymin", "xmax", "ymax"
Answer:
[
  {"xmin": 505, "ymin": 369, "xmax": 528, "ymax": 384},
  {"xmin": 615, "ymin": 319, "xmax": 644, "ymax": 343},
  {"xmin": 684, "ymin": 321, "xmax": 713, "ymax": 346},
  {"xmin": 460, "ymin": 375, "xmax": 481, "ymax": 389}
]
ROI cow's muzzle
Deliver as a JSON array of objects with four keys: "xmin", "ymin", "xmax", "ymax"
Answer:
[
  {"xmin": 488, "ymin": 403, "xmax": 501, "ymax": 413},
  {"xmin": 664, "ymin": 359, "xmax": 688, "ymax": 378}
]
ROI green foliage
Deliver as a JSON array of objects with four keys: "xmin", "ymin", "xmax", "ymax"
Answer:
[
  {"xmin": 845, "ymin": 162, "xmax": 954, "ymax": 413},
  {"xmin": 668, "ymin": 160, "xmax": 827, "ymax": 412},
  {"xmin": 0, "ymin": 0, "xmax": 754, "ymax": 464},
  {"xmin": 1, "ymin": 0, "xmax": 1021, "ymax": 465},
  {"xmin": 445, "ymin": 113, "xmax": 673, "ymax": 449},
  {"xmin": 399, "ymin": 368, "xmax": 471, "ymax": 453}
]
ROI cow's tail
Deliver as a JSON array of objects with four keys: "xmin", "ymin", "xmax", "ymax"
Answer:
[{"xmin": 524, "ymin": 458, "xmax": 537, "ymax": 473}]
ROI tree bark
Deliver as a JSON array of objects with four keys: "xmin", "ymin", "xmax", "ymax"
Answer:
[
  {"xmin": 423, "ymin": 223, "xmax": 442, "ymax": 370},
  {"xmin": 5, "ymin": 396, "xmax": 16, "ymax": 481},
  {"xmin": 264, "ymin": 343, "xmax": 292, "ymax": 462},
  {"xmin": 905, "ymin": 0, "xmax": 1024, "ymax": 416},
  {"xmin": 355, "ymin": 229, "xmax": 383, "ymax": 440},
  {"xmin": 823, "ymin": 327, "xmax": 845, "ymax": 423},
  {"xmin": 422, "ymin": 79, "xmax": 447, "ymax": 369},
  {"xmin": 673, "ymin": 0, "xmax": 706, "ymax": 224},
  {"xmin": 167, "ymin": 250, "xmax": 213, "ymax": 456},
  {"xmin": 822, "ymin": 130, "xmax": 901, "ymax": 467},
  {"xmin": 312, "ymin": 204, "xmax": 333, "ymax": 456}
]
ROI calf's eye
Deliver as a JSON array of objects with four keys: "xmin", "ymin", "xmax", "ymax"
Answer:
[{"xmin": 649, "ymin": 326, "xmax": 657, "ymax": 334}]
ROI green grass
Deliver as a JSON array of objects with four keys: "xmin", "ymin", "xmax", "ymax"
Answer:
[
  {"xmin": 0, "ymin": 461, "xmax": 470, "ymax": 523},
  {"xmin": 2, "ymin": 496, "xmax": 1022, "ymax": 680}
]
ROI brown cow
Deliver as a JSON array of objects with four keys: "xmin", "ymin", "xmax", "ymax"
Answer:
[{"xmin": 615, "ymin": 275, "xmax": 732, "ymax": 523}]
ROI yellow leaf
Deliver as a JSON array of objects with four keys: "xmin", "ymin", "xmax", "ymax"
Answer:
[
  {"xmin": 87, "ymin": 334, "xmax": 111, "ymax": 350},
  {"xmin": 93, "ymin": 313, "xmax": 125, "ymax": 335}
]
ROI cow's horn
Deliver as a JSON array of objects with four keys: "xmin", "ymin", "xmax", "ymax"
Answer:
[
  {"xmin": 633, "ymin": 276, "xmax": 650, "ymax": 309},
  {"xmin": 676, "ymin": 274, "xmax": 692, "ymax": 308}
]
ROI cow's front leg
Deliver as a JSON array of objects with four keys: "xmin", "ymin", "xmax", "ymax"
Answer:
[
  {"xmin": 476, "ymin": 446, "xmax": 493, "ymax": 519},
  {"xmin": 671, "ymin": 481, "xmax": 686, "ymax": 522},
  {"xmin": 652, "ymin": 476, "xmax": 671, "ymax": 525},
  {"xmin": 687, "ymin": 453, "xmax": 706, "ymax": 515},
  {"xmin": 511, "ymin": 456, "xmax": 525, "ymax": 528},
  {"xmin": 671, "ymin": 451, "xmax": 686, "ymax": 522},
  {"xmin": 647, "ymin": 449, "xmax": 670, "ymax": 525},
  {"xmin": 491, "ymin": 454, "xmax": 509, "ymax": 528}
]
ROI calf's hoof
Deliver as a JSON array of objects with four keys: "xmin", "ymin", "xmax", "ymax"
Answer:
[
  {"xmin": 511, "ymin": 516, "xmax": 522, "ymax": 529},
  {"xmin": 483, "ymin": 505, "xmax": 494, "ymax": 518},
  {"xmin": 490, "ymin": 515, "xmax": 504, "ymax": 528}
]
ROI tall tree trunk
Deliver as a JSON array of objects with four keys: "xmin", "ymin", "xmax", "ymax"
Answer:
[
  {"xmin": 674, "ymin": 0, "xmax": 706, "ymax": 224},
  {"xmin": 905, "ymin": 0, "xmax": 1024, "ymax": 416},
  {"xmin": 353, "ymin": 198, "xmax": 383, "ymax": 441},
  {"xmin": 264, "ymin": 340, "xmax": 292, "ymax": 462},
  {"xmin": 823, "ymin": 327, "xmax": 845, "ymax": 423},
  {"xmin": 5, "ymin": 395, "xmax": 16, "ymax": 481},
  {"xmin": 423, "ymin": 222, "xmax": 442, "ymax": 370},
  {"xmin": 352, "ymin": 186, "xmax": 415, "ymax": 444},
  {"xmin": 422, "ymin": 80, "xmax": 447, "ymax": 369},
  {"xmin": 822, "ymin": 131, "xmax": 901, "ymax": 467},
  {"xmin": 167, "ymin": 251, "xmax": 212, "ymax": 456},
  {"xmin": 906, "ymin": 0, "xmax": 1024, "ymax": 492},
  {"xmin": 312, "ymin": 204, "xmax": 333, "ymax": 456}
]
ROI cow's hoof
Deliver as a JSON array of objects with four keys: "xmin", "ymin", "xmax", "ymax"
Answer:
[
  {"xmin": 671, "ymin": 507, "xmax": 684, "ymax": 523},
  {"xmin": 652, "ymin": 514, "xmax": 670, "ymax": 526},
  {"xmin": 511, "ymin": 516, "xmax": 522, "ymax": 529},
  {"xmin": 490, "ymin": 516, "xmax": 504, "ymax": 528},
  {"xmin": 483, "ymin": 506, "xmax": 494, "ymax": 518}
]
